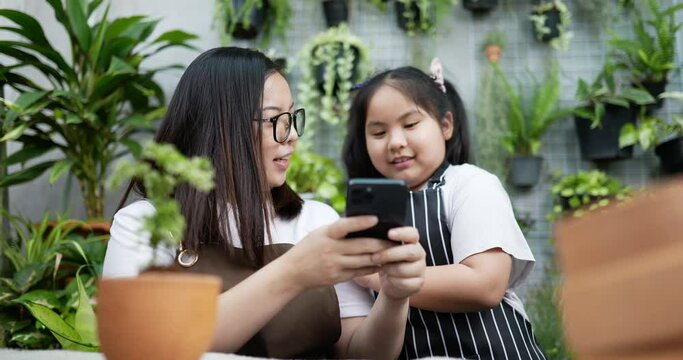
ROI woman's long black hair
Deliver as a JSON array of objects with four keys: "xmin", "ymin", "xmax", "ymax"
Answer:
[{"xmin": 118, "ymin": 47, "xmax": 302, "ymax": 267}]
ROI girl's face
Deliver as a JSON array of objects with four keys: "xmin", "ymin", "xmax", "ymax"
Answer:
[
  {"xmin": 260, "ymin": 72, "xmax": 298, "ymax": 188},
  {"xmin": 365, "ymin": 85, "xmax": 453, "ymax": 190}
]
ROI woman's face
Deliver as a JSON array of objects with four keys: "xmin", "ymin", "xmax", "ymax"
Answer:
[
  {"xmin": 364, "ymin": 85, "xmax": 453, "ymax": 190},
  {"xmin": 260, "ymin": 72, "xmax": 298, "ymax": 188}
]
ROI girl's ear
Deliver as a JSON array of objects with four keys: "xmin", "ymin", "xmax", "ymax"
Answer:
[{"xmin": 441, "ymin": 111, "xmax": 454, "ymax": 141}]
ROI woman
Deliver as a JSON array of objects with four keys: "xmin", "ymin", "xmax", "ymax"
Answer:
[{"xmin": 103, "ymin": 47, "xmax": 426, "ymax": 359}]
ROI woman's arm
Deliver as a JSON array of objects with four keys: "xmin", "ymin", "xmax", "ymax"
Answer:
[
  {"xmin": 210, "ymin": 216, "xmax": 395, "ymax": 352},
  {"xmin": 335, "ymin": 226, "xmax": 426, "ymax": 360},
  {"xmin": 358, "ymin": 248, "xmax": 512, "ymax": 313}
]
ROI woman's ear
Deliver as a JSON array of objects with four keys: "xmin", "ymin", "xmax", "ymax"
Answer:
[{"xmin": 441, "ymin": 111, "xmax": 454, "ymax": 141}]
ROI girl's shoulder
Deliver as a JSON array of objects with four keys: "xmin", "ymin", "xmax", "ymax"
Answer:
[{"xmin": 443, "ymin": 163, "xmax": 502, "ymax": 190}]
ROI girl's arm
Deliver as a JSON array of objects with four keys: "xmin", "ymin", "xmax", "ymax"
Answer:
[
  {"xmin": 210, "ymin": 216, "xmax": 394, "ymax": 352},
  {"xmin": 335, "ymin": 226, "xmax": 426, "ymax": 360},
  {"xmin": 359, "ymin": 248, "xmax": 512, "ymax": 313}
]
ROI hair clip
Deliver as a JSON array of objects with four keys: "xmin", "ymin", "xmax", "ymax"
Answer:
[
  {"xmin": 351, "ymin": 81, "xmax": 367, "ymax": 91},
  {"xmin": 430, "ymin": 57, "xmax": 446, "ymax": 94}
]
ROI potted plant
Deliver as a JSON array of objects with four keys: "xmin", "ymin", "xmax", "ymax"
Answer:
[
  {"xmin": 548, "ymin": 170, "xmax": 631, "ymax": 221},
  {"xmin": 298, "ymin": 24, "xmax": 371, "ymax": 137},
  {"xmin": 482, "ymin": 31, "xmax": 505, "ymax": 63},
  {"xmin": 463, "ymin": 0, "xmax": 499, "ymax": 13},
  {"xmin": 0, "ymin": 1, "xmax": 197, "ymax": 219},
  {"xmin": 0, "ymin": 211, "xmax": 105, "ymax": 350},
  {"xmin": 494, "ymin": 61, "xmax": 572, "ymax": 187},
  {"xmin": 619, "ymin": 92, "xmax": 683, "ymax": 175},
  {"xmin": 323, "ymin": 0, "xmax": 349, "ymax": 28},
  {"xmin": 474, "ymin": 45, "xmax": 508, "ymax": 179},
  {"xmin": 97, "ymin": 142, "xmax": 220, "ymax": 360},
  {"xmin": 394, "ymin": 0, "xmax": 456, "ymax": 36},
  {"xmin": 609, "ymin": 0, "xmax": 683, "ymax": 110},
  {"xmin": 286, "ymin": 150, "xmax": 346, "ymax": 213},
  {"xmin": 573, "ymin": 61, "xmax": 655, "ymax": 161},
  {"xmin": 530, "ymin": 0, "xmax": 573, "ymax": 51},
  {"xmin": 214, "ymin": 0, "xmax": 291, "ymax": 46}
]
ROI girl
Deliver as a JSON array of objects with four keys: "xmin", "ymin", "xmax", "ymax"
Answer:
[
  {"xmin": 343, "ymin": 60, "xmax": 546, "ymax": 360},
  {"xmin": 103, "ymin": 47, "xmax": 426, "ymax": 359}
]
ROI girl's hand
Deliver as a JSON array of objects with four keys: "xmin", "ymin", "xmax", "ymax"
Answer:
[
  {"xmin": 372, "ymin": 226, "xmax": 426, "ymax": 300},
  {"xmin": 280, "ymin": 216, "xmax": 395, "ymax": 291},
  {"xmin": 353, "ymin": 274, "xmax": 380, "ymax": 291}
]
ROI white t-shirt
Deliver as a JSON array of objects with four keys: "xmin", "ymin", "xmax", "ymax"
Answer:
[
  {"xmin": 439, "ymin": 164, "xmax": 536, "ymax": 316},
  {"xmin": 103, "ymin": 199, "xmax": 373, "ymax": 319}
]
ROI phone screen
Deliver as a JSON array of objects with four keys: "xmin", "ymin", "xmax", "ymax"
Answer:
[{"xmin": 345, "ymin": 178, "xmax": 409, "ymax": 240}]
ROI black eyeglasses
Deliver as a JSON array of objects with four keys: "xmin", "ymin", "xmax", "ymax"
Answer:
[{"xmin": 254, "ymin": 108, "xmax": 305, "ymax": 143}]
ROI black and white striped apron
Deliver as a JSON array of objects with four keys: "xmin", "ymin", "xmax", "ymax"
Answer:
[{"xmin": 399, "ymin": 162, "xmax": 546, "ymax": 360}]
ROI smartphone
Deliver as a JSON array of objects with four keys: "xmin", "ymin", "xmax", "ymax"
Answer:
[{"xmin": 345, "ymin": 178, "xmax": 409, "ymax": 240}]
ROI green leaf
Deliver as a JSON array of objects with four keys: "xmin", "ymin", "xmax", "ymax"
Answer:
[
  {"xmin": 74, "ymin": 270, "xmax": 98, "ymax": 346},
  {"xmin": 619, "ymin": 122, "xmax": 638, "ymax": 148},
  {"xmin": 0, "ymin": 160, "xmax": 56, "ymax": 187},
  {"xmin": 621, "ymin": 87, "xmax": 655, "ymax": 105},
  {"xmin": 120, "ymin": 139, "xmax": 142, "ymax": 158},
  {"xmin": 3, "ymin": 136, "xmax": 56, "ymax": 165},
  {"xmin": 66, "ymin": 0, "xmax": 91, "ymax": 51},
  {"xmin": 0, "ymin": 123, "xmax": 29, "ymax": 142},
  {"xmin": 105, "ymin": 15, "xmax": 146, "ymax": 39},
  {"xmin": 88, "ymin": 3, "xmax": 110, "ymax": 69},
  {"xmin": 0, "ymin": 9, "xmax": 51, "ymax": 47},
  {"xmin": 49, "ymin": 159, "xmax": 73, "ymax": 184},
  {"xmin": 11, "ymin": 263, "xmax": 45, "ymax": 293},
  {"xmin": 11, "ymin": 90, "xmax": 50, "ymax": 110},
  {"xmin": 21, "ymin": 301, "xmax": 95, "ymax": 350},
  {"xmin": 15, "ymin": 290, "xmax": 61, "ymax": 310},
  {"xmin": 152, "ymin": 29, "xmax": 198, "ymax": 44}
]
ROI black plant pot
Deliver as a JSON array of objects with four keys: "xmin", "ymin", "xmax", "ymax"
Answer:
[
  {"xmin": 655, "ymin": 136, "xmax": 683, "ymax": 175},
  {"xmin": 532, "ymin": 7, "xmax": 561, "ymax": 42},
  {"xmin": 230, "ymin": 0, "xmax": 266, "ymax": 39},
  {"xmin": 642, "ymin": 79, "xmax": 668, "ymax": 112},
  {"xmin": 508, "ymin": 155, "xmax": 543, "ymax": 187},
  {"xmin": 323, "ymin": 0, "xmax": 349, "ymax": 27},
  {"xmin": 574, "ymin": 105, "xmax": 636, "ymax": 161},
  {"xmin": 463, "ymin": 0, "xmax": 499, "ymax": 12},
  {"xmin": 395, "ymin": 1, "xmax": 421, "ymax": 31},
  {"xmin": 314, "ymin": 45, "xmax": 360, "ymax": 96}
]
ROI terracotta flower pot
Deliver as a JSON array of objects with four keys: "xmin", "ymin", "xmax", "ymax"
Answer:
[
  {"xmin": 485, "ymin": 44, "xmax": 501, "ymax": 63},
  {"xmin": 97, "ymin": 272, "xmax": 222, "ymax": 360}
]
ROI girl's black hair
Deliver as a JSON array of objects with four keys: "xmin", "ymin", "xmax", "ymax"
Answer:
[
  {"xmin": 118, "ymin": 47, "xmax": 302, "ymax": 267},
  {"xmin": 343, "ymin": 66, "xmax": 471, "ymax": 179}
]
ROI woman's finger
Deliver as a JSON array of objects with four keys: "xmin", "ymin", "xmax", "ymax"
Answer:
[
  {"xmin": 338, "ymin": 237, "xmax": 395, "ymax": 255},
  {"xmin": 326, "ymin": 216, "xmax": 378, "ymax": 239},
  {"xmin": 337, "ymin": 253, "xmax": 379, "ymax": 269},
  {"xmin": 386, "ymin": 226, "xmax": 420, "ymax": 244}
]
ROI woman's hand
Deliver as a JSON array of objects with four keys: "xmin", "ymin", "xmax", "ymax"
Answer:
[
  {"xmin": 371, "ymin": 226, "xmax": 426, "ymax": 300},
  {"xmin": 279, "ymin": 216, "xmax": 395, "ymax": 291}
]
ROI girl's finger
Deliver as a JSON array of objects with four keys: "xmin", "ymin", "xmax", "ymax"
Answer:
[
  {"xmin": 379, "ymin": 260, "xmax": 425, "ymax": 278},
  {"xmin": 372, "ymin": 243, "xmax": 425, "ymax": 264}
]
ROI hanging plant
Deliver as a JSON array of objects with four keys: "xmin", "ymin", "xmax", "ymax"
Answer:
[
  {"xmin": 298, "ymin": 24, "xmax": 371, "ymax": 134},
  {"xmin": 530, "ymin": 0, "xmax": 573, "ymax": 51},
  {"xmin": 214, "ymin": 0, "xmax": 291, "ymax": 46},
  {"xmin": 394, "ymin": 0, "xmax": 457, "ymax": 36}
]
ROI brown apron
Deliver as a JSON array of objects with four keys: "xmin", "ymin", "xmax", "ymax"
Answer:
[{"xmin": 175, "ymin": 243, "xmax": 341, "ymax": 358}]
